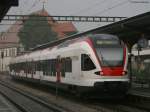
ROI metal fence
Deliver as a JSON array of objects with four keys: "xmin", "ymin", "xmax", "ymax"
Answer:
[{"xmin": 132, "ymin": 57, "xmax": 150, "ymax": 88}]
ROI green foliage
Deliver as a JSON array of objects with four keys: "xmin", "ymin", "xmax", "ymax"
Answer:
[{"xmin": 18, "ymin": 15, "xmax": 58, "ymax": 50}]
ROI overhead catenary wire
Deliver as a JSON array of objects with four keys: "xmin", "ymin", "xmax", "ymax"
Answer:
[
  {"xmin": 129, "ymin": 0, "xmax": 150, "ymax": 4},
  {"xmin": 93, "ymin": 0, "xmax": 129, "ymax": 16},
  {"xmin": 70, "ymin": 0, "xmax": 108, "ymax": 16}
]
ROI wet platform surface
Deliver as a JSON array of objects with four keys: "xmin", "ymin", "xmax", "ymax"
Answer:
[
  {"xmin": 129, "ymin": 88, "xmax": 150, "ymax": 98},
  {"xmin": 0, "ymin": 94, "xmax": 20, "ymax": 112},
  {"xmin": 128, "ymin": 82, "xmax": 150, "ymax": 98}
]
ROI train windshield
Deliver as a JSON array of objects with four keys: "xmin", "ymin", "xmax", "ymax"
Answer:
[{"xmin": 91, "ymin": 34, "xmax": 124, "ymax": 67}]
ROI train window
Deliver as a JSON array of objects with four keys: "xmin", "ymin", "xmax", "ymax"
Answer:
[
  {"xmin": 54, "ymin": 59, "xmax": 57, "ymax": 76},
  {"xmin": 9, "ymin": 64, "xmax": 14, "ymax": 72},
  {"xmin": 16, "ymin": 63, "xmax": 18, "ymax": 72},
  {"xmin": 60, "ymin": 58, "xmax": 65, "ymax": 77},
  {"xmin": 51, "ymin": 60, "xmax": 54, "ymax": 76},
  {"xmin": 29, "ymin": 62, "xmax": 32, "ymax": 74},
  {"xmin": 45, "ymin": 60, "xmax": 49, "ymax": 76},
  {"xmin": 25, "ymin": 62, "xmax": 28, "ymax": 74},
  {"xmin": 51, "ymin": 59, "xmax": 56, "ymax": 76},
  {"xmin": 36, "ymin": 61, "xmax": 41, "ymax": 71},
  {"xmin": 27, "ymin": 62, "xmax": 31, "ymax": 74},
  {"xmin": 26, "ymin": 62, "xmax": 28, "ymax": 73},
  {"xmin": 81, "ymin": 54, "xmax": 96, "ymax": 71},
  {"xmin": 13, "ymin": 64, "xmax": 15, "ymax": 71},
  {"xmin": 46, "ymin": 60, "xmax": 50, "ymax": 76},
  {"xmin": 32, "ymin": 61, "xmax": 36, "ymax": 74},
  {"xmin": 9, "ymin": 64, "xmax": 12, "ymax": 71},
  {"xmin": 21, "ymin": 63, "xmax": 23, "ymax": 70},
  {"xmin": 65, "ymin": 57, "xmax": 72, "ymax": 72},
  {"xmin": 22, "ymin": 62, "xmax": 25, "ymax": 72},
  {"xmin": 41, "ymin": 60, "xmax": 47, "ymax": 76},
  {"xmin": 48, "ymin": 60, "xmax": 52, "ymax": 76}
]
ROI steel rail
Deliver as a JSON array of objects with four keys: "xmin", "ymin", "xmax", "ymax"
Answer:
[{"xmin": 0, "ymin": 81, "xmax": 66, "ymax": 112}]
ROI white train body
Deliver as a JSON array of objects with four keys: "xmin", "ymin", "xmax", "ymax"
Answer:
[{"xmin": 9, "ymin": 34, "xmax": 129, "ymax": 95}]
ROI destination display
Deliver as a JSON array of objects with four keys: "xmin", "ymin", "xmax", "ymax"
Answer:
[{"xmin": 96, "ymin": 40, "xmax": 118, "ymax": 45}]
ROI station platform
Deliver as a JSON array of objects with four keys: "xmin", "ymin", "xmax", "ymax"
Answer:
[
  {"xmin": 128, "ymin": 83, "xmax": 150, "ymax": 98},
  {"xmin": 0, "ymin": 93, "xmax": 20, "ymax": 112},
  {"xmin": 129, "ymin": 88, "xmax": 150, "ymax": 98}
]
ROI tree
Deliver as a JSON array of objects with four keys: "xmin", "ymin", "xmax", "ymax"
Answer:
[{"xmin": 18, "ymin": 15, "xmax": 58, "ymax": 50}]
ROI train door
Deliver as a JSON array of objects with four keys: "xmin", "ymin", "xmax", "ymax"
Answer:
[
  {"xmin": 56, "ymin": 56, "xmax": 61, "ymax": 82},
  {"xmin": 71, "ymin": 56, "xmax": 80, "ymax": 81}
]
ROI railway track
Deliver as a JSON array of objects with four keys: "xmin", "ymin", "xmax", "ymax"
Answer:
[
  {"xmin": 1, "ymin": 75, "xmax": 150, "ymax": 112},
  {"xmin": 0, "ymin": 81, "xmax": 67, "ymax": 112},
  {"xmin": 86, "ymin": 100, "xmax": 148, "ymax": 112},
  {"xmin": 1, "ymin": 82, "xmax": 148, "ymax": 112},
  {"xmin": 83, "ymin": 92, "xmax": 150, "ymax": 112}
]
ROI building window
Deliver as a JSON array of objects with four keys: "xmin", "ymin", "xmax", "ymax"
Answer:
[
  {"xmin": 7, "ymin": 49, "xmax": 9, "ymax": 57},
  {"xmin": 4, "ymin": 49, "xmax": 6, "ymax": 57},
  {"xmin": 9, "ymin": 49, "xmax": 11, "ymax": 57},
  {"xmin": 12, "ymin": 48, "xmax": 16, "ymax": 56}
]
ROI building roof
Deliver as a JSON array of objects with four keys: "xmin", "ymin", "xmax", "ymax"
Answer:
[
  {"xmin": 32, "ymin": 9, "xmax": 77, "ymax": 38},
  {"xmin": 53, "ymin": 22, "xmax": 77, "ymax": 38},
  {"xmin": 0, "ymin": 9, "xmax": 77, "ymax": 49},
  {"xmin": 0, "ymin": 21, "xmax": 21, "ymax": 49}
]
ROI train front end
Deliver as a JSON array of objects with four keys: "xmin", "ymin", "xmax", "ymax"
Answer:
[{"xmin": 81, "ymin": 34, "xmax": 129, "ymax": 97}]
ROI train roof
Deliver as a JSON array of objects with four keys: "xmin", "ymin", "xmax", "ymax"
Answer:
[{"xmin": 31, "ymin": 33, "xmax": 118, "ymax": 51}]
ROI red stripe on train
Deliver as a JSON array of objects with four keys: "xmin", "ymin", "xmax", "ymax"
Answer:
[
  {"xmin": 102, "ymin": 67, "xmax": 123, "ymax": 76},
  {"xmin": 101, "ymin": 47, "xmax": 126, "ymax": 76}
]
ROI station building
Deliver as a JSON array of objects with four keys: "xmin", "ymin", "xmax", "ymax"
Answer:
[
  {"xmin": 0, "ymin": 9, "xmax": 77, "ymax": 72},
  {"xmin": 0, "ymin": 21, "xmax": 22, "ymax": 72}
]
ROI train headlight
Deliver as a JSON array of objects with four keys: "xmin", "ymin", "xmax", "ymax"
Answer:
[
  {"xmin": 95, "ymin": 71, "xmax": 103, "ymax": 75},
  {"xmin": 100, "ymin": 71, "xmax": 104, "ymax": 75},
  {"xmin": 122, "ymin": 71, "xmax": 127, "ymax": 75}
]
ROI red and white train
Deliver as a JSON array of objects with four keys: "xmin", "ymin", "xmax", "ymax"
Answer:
[{"xmin": 9, "ymin": 34, "xmax": 130, "ymax": 97}]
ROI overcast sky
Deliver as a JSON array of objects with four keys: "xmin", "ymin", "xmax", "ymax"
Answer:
[{"xmin": 0, "ymin": 0, "xmax": 150, "ymax": 32}]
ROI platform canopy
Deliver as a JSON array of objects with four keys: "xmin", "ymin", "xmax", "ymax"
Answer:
[
  {"xmin": 0, "ymin": 0, "xmax": 18, "ymax": 22},
  {"xmin": 33, "ymin": 11, "xmax": 150, "ymax": 51},
  {"xmin": 86, "ymin": 11, "xmax": 150, "ymax": 48}
]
